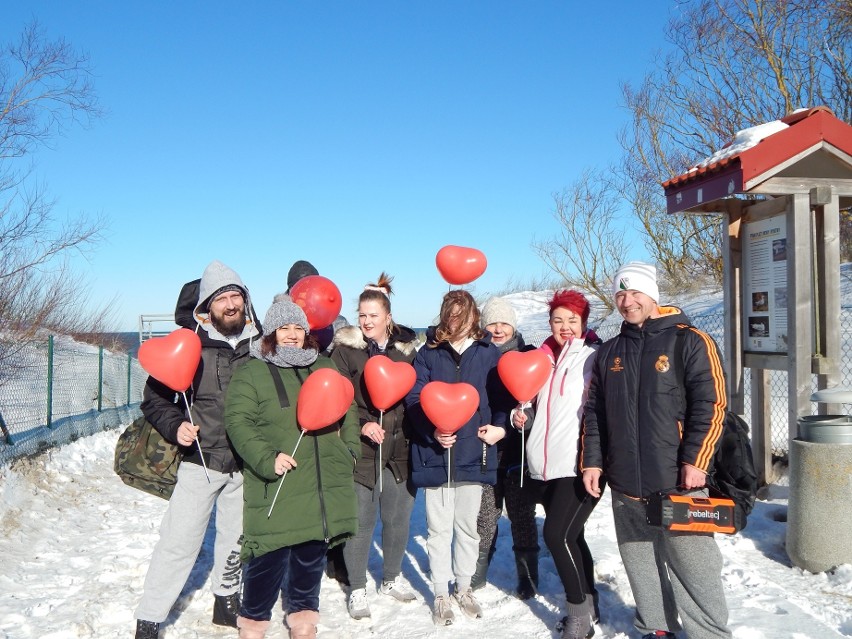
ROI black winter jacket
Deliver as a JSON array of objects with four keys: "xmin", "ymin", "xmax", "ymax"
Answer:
[
  {"xmin": 580, "ymin": 307, "xmax": 726, "ymax": 499},
  {"xmin": 140, "ymin": 278, "xmax": 261, "ymax": 474},
  {"xmin": 330, "ymin": 324, "xmax": 418, "ymax": 489}
]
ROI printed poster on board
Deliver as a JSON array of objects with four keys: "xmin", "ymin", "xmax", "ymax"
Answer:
[{"xmin": 742, "ymin": 214, "xmax": 788, "ymax": 353}]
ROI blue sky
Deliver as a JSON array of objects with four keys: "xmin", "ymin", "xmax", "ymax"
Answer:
[{"xmin": 3, "ymin": 1, "xmax": 677, "ymax": 331}]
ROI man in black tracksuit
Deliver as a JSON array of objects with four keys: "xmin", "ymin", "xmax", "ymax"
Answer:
[{"xmin": 581, "ymin": 262, "xmax": 731, "ymax": 639}]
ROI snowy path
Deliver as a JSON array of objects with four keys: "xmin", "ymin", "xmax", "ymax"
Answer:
[{"xmin": 0, "ymin": 429, "xmax": 850, "ymax": 639}]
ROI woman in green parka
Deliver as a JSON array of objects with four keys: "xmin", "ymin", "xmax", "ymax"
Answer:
[{"xmin": 225, "ymin": 297, "xmax": 360, "ymax": 639}]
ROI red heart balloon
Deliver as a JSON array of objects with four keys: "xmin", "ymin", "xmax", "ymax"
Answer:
[
  {"xmin": 289, "ymin": 275, "xmax": 343, "ymax": 330},
  {"xmin": 497, "ymin": 349, "xmax": 553, "ymax": 403},
  {"xmin": 420, "ymin": 381, "xmax": 480, "ymax": 434},
  {"xmin": 138, "ymin": 328, "xmax": 202, "ymax": 392},
  {"xmin": 435, "ymin": 245, "xmax": 487, "ymax": 285},
  {"xmin": 297, "ymin": 368, "xmax": 355, "ymax": 431},
  {"xmin": 363, "ymin": 355, "xmax": 416, "ymax": 411}
]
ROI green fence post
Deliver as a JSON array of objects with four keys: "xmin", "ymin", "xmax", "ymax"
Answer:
[
  {"xmin": 98, "ymin": 346, "xmax": 104, "ymax": 412},
  {"xmin": 46, "ymin": 335, "xmax": 54, "ymax": 429},
  {"xmin": 127, "ymin": 352, "xmax": 132, "ymax": 406}
]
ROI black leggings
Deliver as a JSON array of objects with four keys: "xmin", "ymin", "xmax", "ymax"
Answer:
[{"xmin": 539, "ymin": 475, "xmax": 604, "ymax": 605}]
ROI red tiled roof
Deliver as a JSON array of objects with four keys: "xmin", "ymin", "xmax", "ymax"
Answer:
[{"xmin": 662, "ymin": 107, "xmax": 852, "ymax": 214}]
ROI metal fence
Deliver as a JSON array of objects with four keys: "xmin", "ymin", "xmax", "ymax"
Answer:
[
  {"xmin": 525, "ymin": 308, "xmax": 852, "ymax": 459},
  {"xmin": 0, "ymin": 335, "xmax": 146, "ymax": 465}
]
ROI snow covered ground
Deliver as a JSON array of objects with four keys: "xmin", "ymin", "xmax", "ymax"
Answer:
[{"xmin": 1, "ymin": 428, "xmax": 850, "ymax": 639}]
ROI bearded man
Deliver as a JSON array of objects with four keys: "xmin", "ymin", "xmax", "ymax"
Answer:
[{"xmin": 134, "ymin": 260, "xmax": 261, "ymax": 639}]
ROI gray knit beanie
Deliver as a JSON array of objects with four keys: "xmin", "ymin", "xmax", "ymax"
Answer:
[
  {"xmin": 262, "ymin": 298, "xmax": 310, "ymax": 337},
  {"xmin": 480, "ymin": 296, "xmax": 517, "ymax": 330}
]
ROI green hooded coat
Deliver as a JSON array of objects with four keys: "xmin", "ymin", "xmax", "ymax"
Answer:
[{"xmin": 225, "ymin": 356, "xmax": 360, "ymax": 561}]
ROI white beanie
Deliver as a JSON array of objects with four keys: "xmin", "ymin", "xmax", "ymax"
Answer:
[
  {"xmin": 480, "ymin": 297, "xmax": 517, "ymax": 330},
  {"xmin": 612, "ymin": 261, "xmax": 659, "ymax": 302}
]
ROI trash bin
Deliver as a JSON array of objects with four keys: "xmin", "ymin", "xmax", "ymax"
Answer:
[{"xmin": 786, "ymin": 389, "xmax": 852, "ymax": 573}]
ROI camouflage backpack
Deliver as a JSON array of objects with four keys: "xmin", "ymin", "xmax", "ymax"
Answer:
[{"xmin": 114, "ymin": 415, "xmax": 182, "ymax": 499}]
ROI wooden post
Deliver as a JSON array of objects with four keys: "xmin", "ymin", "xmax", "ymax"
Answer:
[
  {"xmin": 724, "ymin": 200, "xmax": 745, "ymax": 413},
  {"xmin": 787, "ymin": 194, "xmax": 814, "ymax": 444},
  {"xmin": 812, "ymin": 186, "xmax": 842, "ymax": 414},
  {"xmin": 751, "ymin": 368, "xmax": 775, "ymax": 484}
]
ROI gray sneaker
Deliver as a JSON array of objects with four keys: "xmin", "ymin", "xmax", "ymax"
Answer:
[
  {"xmin": 453, "ymin": 587, "xmax": 483, "ymax": 619},
  {"xmin": 379, "ymin": 575, "xmax": 416, "ymax": 602},
  {"xmin": 347, "ymin": 587, "xmax": 371, "ymax": 620},
  {"xmin": 432, "ymin": 595, "xmax": 455, "ymax": 626}
]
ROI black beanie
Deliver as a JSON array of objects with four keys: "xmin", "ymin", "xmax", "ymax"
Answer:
[{"xmin": 286, "ymin": 260, "xmax": 319, "ymax": 292}]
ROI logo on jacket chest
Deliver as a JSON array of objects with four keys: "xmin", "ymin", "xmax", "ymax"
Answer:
[
  {"xmin": 655, "ymin": 354, "xmax": 670, "ymax": 373},
  {"xmin": 610, "ymin": 357, "xmax": 624, "ymax": 372}
]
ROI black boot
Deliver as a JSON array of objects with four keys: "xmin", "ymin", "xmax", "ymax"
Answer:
[
  {"xmin": 514, "ymin": 549, "xmax": 539, "ymax": 600},
  {"xmin": 212, "ymin": 592, "xmax": 240, "ymax": 628},
  {"xmin": 470, "ymin": 544, "xmax": 491, "ymax": 591},
  {"xmin": 135, "ymin": 620, "xmax": 160, "ymax": 639}
]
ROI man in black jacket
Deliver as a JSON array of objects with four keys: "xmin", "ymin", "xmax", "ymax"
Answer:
[
  {"xmin": 581, "ymin": 262, "xmax": 731, "ymax": 639},
  {"xmin": 134, "ymin": 260, "xmax": 260, "ymax": 639}
]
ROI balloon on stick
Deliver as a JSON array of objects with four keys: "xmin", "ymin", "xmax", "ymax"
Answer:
[
  {"xmin": 363, "ymin": 355, "xmax": 416, "ymax": 491},
  {"xmin": 420, "ymin": 381, "xmax": 479, "ymax": 488},
  {"xmin": 138, "ymin": 328, "xmax": 201, "ymax": 393},
  {"xmin": 364, "ymin": 356, "xmax": 416, "ymax": 411},
  {"xmin": 268, "ymin": 368, "xmax": 355, "ymax": 518},
  {"xmin": 289, "ymin": 275, "xmax": 343, "ymax": 330},
  {"xmin": 138, "ymin": 328, "xmax": 210, "ymax": 482},
  {"xmin": 497, "ymin": 349, "xmax": 552, "ymax": 487},
  {"xmin": 435, "ymin": 245, "xmax": 487, "ymax": 286}
]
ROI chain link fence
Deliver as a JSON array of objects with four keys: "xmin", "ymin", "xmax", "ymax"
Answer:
[
  {"xmin": 524, "ymin": 309, "xmax": 852, "ymax": 459},
  {"xmin": 0, "ymin": 335, "xmax": 146, "ymax": 465}
]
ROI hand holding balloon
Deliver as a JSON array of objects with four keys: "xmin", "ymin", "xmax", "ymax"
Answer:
[
  {"xmin": 274, "ymin": 452, "xmax": 297, "ymax": 476},
  {"xmin": 176, "ymin": 421, "xmax": 200, "ymax": 446},
  {"xmin": 362, "ymin": 421, "xmax": 385, "ymax": 444},
  {"xmin": 434, "ymin": 429, "xmax": 457, "ymax": 448}
]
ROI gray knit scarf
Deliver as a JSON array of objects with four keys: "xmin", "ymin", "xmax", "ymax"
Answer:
[{"xmin": 250, "ymin": 340, "xmax": 318, "ymax": 368}]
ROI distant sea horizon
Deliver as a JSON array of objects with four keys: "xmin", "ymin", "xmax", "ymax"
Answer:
[{"xmin": 99, "ymin": 327, "xmax": 431, "ymax": 358}]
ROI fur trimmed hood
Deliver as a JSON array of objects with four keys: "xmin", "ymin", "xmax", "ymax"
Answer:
[{"xmin": 332, "ymin": 324, "xmax": 418, "ymax": 357}]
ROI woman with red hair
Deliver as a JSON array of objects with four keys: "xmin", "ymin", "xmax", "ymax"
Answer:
[{"xmin": 512, "ymin": 290, "xmax": 603, "ymax": 639}]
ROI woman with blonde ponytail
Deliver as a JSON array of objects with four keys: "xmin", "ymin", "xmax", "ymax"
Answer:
[{"xmin": 330, "ymin": 273, "xmax": 419, "ymax": 620}]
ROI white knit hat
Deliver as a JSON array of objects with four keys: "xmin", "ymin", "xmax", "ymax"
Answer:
[
  {"xmin": 612, "ymin": 262, "xmax": 659, "ymax": 302},
  {"xmin": 480, "ymin": 297, "xmax": 517, "ymax": 330}
]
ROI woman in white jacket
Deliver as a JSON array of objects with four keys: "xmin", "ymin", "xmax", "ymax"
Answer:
[{"xmin": 512, "ymin": 290, "xmax": 603, "ymax": 639}]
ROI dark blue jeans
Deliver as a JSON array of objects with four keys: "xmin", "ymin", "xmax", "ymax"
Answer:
[{"xmin": 240, "ymin": 540, "xmax": 328, "ymax": 619}]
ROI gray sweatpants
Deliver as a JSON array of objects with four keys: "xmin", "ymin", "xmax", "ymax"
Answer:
[
  {"xmin": 136, "ymin": 462, "xmax": 243, "ymax": 623},
  {"xmin": 612, "ymin": 490, "xmax": 732, "ymax": 639},
  {"xmin": 343, "ymin": 468, "xmax": 416, "ymax": 591},
  {"xmin": 424, "ymin": 482, "xmax": 482, "ymax": 597}
]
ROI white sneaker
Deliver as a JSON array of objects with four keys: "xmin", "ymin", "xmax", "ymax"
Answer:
[
  {"xmin": 379, "ymin": 575, "xmax": 416, "ymax": 602},
  {"xmin": 432, "ymin": 595, "xmax": 455, "ymax": 625},
  {"xmin": 347, "ymin": 588, "xmax": 371, "ymax": 620},
  {"xmin": 453, "ymin": 587, "xmax": 483, "ymax": 619}
]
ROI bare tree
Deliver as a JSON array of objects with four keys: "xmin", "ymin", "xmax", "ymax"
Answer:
[
  {"xmin": 532, "ymin": 169, "xmax": 632, "ymax": 312},
  {"xmin": 0, "ymin": 21, "xmax": 108, "ymax": 380},
  {"xmin": 620, "ymin": 0, "xmax": 852, "ymax": 283}
]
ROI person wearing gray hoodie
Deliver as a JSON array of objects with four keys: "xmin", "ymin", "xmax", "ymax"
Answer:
[{"xmin": 134, "ymin": 260, "xmax": 261, "ymax": 639}]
